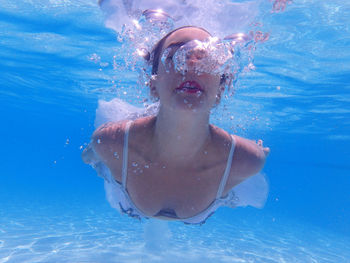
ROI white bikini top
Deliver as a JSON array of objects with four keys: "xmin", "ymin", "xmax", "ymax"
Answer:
[{"xmin": 103, "ymin": 120, "xmax": 237, "ymax": 225}]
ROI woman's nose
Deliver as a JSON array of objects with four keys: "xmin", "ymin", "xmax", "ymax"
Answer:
[{"xmin": 185, "ymin": 49, "xmax": 207, "ymax": 70}]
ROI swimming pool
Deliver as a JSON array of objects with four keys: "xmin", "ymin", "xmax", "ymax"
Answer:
[{"xmin": 1, "ymin": 0, "xmax": 349, "ymax": 262}]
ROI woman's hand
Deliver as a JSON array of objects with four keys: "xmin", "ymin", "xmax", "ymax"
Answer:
[
  {"xmin": 82, "ymin": 144, "xmax": 98, "ymax": 164},
  {"xmin": 257, "ymin": 139, "xmax": 270, "ymax": 157},
  {"xmin": 82, "ymin": 144, "xmax": 110, "ymax": 180}
]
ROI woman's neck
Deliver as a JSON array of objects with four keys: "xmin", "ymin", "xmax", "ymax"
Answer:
[{"xmin": 152, "ymin": 104, "xmax": 212, "ymax": 166}]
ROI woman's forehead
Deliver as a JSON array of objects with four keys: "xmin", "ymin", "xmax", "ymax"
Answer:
[{"xmin": 162, "ymin": 27, "xmax": 211, "ymax": 51}]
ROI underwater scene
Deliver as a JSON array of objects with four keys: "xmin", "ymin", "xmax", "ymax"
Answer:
[{"xmin": 1, "ymin": 0, "xmax": 349, "ymax": 262}]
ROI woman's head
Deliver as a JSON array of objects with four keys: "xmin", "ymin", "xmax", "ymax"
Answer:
[
  {"xmin": 148, "ymin": 26, "xmax": 228, "ymax": 112},
  {"xmin": 150, "ymin": 26, "xmax": 212, "ymax": 75}
]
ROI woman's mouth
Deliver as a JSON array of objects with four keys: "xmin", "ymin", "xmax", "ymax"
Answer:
[{"xmin": 176, "ymin": 81, "xmax": 203, "ymax": 94}]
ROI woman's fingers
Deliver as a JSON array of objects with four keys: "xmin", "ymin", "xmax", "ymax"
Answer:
[
  {"xmin": 257, "ymin": 139, "xmax": 270, "ymax": 157},
  {"xmin": 82, "ymin": 144, "xmax": 97, "ymax": 164},
  {"xmin": 263, "ymin": 147, "xmax": 270, "ymax": 157}
]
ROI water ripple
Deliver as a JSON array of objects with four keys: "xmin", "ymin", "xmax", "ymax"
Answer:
[{"xmin": 0, "ymin": 204, "xmax": 349, "ymax": 263}]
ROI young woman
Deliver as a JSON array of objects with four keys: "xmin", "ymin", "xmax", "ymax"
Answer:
[{"xmin": 82, "ymin": 26, "xmax": 270, "ymax": 224}]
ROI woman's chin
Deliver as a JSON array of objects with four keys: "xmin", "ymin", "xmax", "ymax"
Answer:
[{"xmin": 170, "ymin": 96, "xmax": 209, "ymax": 112}]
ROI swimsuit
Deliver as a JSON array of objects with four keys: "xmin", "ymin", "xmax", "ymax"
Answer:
[{"xmin": 95, "ymin": 99, "xmax": 269, "ymax": 225}]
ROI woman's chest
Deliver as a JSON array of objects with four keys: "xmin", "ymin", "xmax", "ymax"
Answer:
[{"xmin": 118, "ymin": 158, "xmax": 226, "ymax": 218}]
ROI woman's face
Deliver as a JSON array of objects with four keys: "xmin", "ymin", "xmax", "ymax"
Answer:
[{"xmin": 151, "ymin": 27, "xmax": 222, "ymax": 112}]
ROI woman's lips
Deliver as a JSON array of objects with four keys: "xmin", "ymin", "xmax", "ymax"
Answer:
[{"xmin": 176, "ymin": 81, "xmax": 203, "ymax": 94}]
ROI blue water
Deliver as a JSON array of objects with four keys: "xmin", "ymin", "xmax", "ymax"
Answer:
[{"xmin": 1, "ymin": 0, "xmax": 350, "ymax": 262}]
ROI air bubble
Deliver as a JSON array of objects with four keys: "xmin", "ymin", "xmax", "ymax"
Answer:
[
  {"xmin": 100, "ymin": 62, "xmax": 109, "ymax": 68},
  {"xmin": 89, "ymin": 53, "xmax": 101, "ymax": 63}
]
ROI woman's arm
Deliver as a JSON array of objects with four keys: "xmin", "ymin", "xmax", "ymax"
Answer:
[
  {"xmin": 81, "ymin": 124, "xmax": 112, "ymax": 165},
  {"xmin": 237, "ymin": 137, "xmax": 269, "ymax": 176},
  {"xmin": 82, "ymin": 121, "xmax": 126, "ymax": 182},
  {"xmin": 224, "ymin": 136, "xmax": 270, "ymax": 192},
  {"xmin": 82, "ymin": 144, "xmax": 98, "ymax": 164}
]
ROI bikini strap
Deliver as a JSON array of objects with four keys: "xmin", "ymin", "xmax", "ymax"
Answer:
[
  {"xmin": 216, "ymin": 135, "xmax": 236, "ymax": 199},
  {"xmin": 122, "ymin": 121, "xmax": 133, "ymax": 189}
]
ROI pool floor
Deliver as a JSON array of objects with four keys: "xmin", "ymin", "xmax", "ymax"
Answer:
[{"xmin": 1, "ymin": 202, "xmax": 349, "ymax": 263}]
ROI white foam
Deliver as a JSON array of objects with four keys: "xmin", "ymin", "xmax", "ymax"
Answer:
[
  {"xmin": 232, "ymin": 173, "xmax": 269, "ymax": 208},
  {"xmin": 99, "ymin": 0, "xmax": 261, "ymax": 38},
  {"xmin": 94, "ymin": 98, "xmax": 159, "ymax": 128}
]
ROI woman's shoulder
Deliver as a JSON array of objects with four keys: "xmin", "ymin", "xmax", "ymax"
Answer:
[
  {"xmin": 209, "ymin": 126, "xmax": 268, "ymax": 189},
  {"xmin": 227, "ymin": 135, "xmax": 267, "ymax": 189},
  {"xmin": 93, "ymin": 120, "xmax": 128, "ymax": 140},
  {"xmin": 209, "ymin": 124, "xmax": 233, "ymax": 148},
  {"xmin": 90, "ymin": 121, "xmax": 127, "ymax": 165},
  {"xmin": 234, "ymin": 135, "xmax": 267, "ymax": 164},
  {"xmin": 209, "ymin": 126, "xmax": 265, "ymax": 163},
  {"xmin": 92, "ymin": 116, "xmax": 156, "ymax": 151}
]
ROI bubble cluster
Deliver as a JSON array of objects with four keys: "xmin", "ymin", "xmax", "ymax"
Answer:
[
  {"xmin": 112, "ymin": 8, "xmax": 264, "ymax": 113},
  {"xmin": 114, "ymin": 9, "xmax": 175, "ymax": 102},
  {"xmin": 119, "ymin": 9, "xmax": 175, "ymax": 67},
  {"xmin": 162, "ymin": 38, "xmax": 232, "ymax": 75}
]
